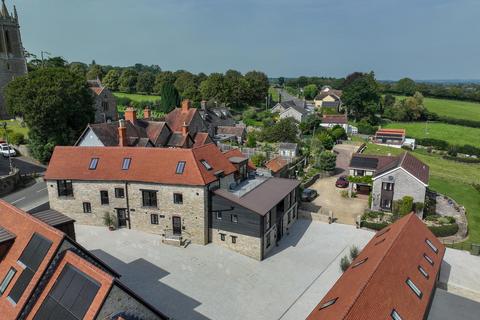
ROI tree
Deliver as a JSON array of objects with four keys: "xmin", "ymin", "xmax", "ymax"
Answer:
[
  {"xmin": 159, "ymin": 82, "xmax": 180, "ymax": 113},
  {"xmin": 251, "ymin": 153, "xmax": 266, "ymax": 167},
  {"xmin": 102, "ymin": 69, "xmax": 121, "ymax": 91},
  {"xmin": 136, "ymin": 71, "xmax": 155, "ymax": 94},
  {"xmin": 86, "ymin": 64, "xmax": 104, "ymax": 80},
  {"xmin": 317, "ymin": 132, "xmax": 334, "ymax": 150},
  {"xmin": 383, "ymin": 94, "xmax": 395, "ymax": 108},
  {"xmin": 246, "ymin": 133, "xmax": 257, "ymax": 148},
  {"xmin": 200, "ymin": 73, "xmax": 225, "ymax": 102},
  {"xmin": 223, "ymin": 69, "xmax": 248, "ymax": 107},
  {"xmin": 303, "ymin": 84, "xmax": 318, "ymax": 100},
  {"xmin": 69, "ymin": 62, "xmax": 87, "ymax": 78},
  {"xmin": 259, "ymin": 118, "xmax": 298, "ymax": 143},
  {"xmin": 350, "ymin": 245, "xmax": 359, "ymax": 260},
  {"xmin": 396, "ymin": 78, "xmax": 416, "ymax": 96},
  {"xmin": 244, "ymin": 71, "xmax": 269, "ymax": 105},
  {"xmin": 342, "ymin": 72, "xmax": 381, "ymax": 122},
  {"xmin": 330, "ymin": 126, "xmax": 347, "ymax": 141},
  {"xmin": 5, "ymin": 68, "xmax": 94, "ymax": 162},
  {"xmin": 278, "ymin": 77, "xmax": 285, "ymax": 86},
  {"xmin": 299, "ymin": 114, "xmax": 322, "ymax": 135},
  {"xmin": 153, "ymin": 71, "xmax": 176, "ymax": 94},
  {"xmin": 118, "ymin": 69, "xmax": 138, "ymax": 93},
  {"xmin": 317, "ymin": 151, "xmax": 337, "ymax": 171}
]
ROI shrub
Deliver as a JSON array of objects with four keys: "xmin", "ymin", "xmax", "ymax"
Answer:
[
  {"xmin": 8, "ymin": 132, "xmax": 25, "ymax": 145},
  {"xmin": 340, "ymin": 190, "xmax": 349, "ymax": 198},
  {"xmin": 413, "ymin": 202, "xmax": 424, "ymax": 214},
  {"xmin": 340, "ymin": 255, "xmax": 351, "ymax": 272},
  {"xmin": 473, "ymin": 183, "xmax": 480, "ymax": 193},
  {"xmin": 317, "ymin": 151, "xmax": 336, "ymax": 171},
  {"xmin": 250, "ymin": 153, "xmax": 266, "ymax": 167},
  {"xmin": 350, "ymin": 246, "xmax": 359, "ymax": 260},
  {"xmin": 442, "ymin": 155, "xmax": 480, "ymax": 163},
  {"xmin": 246, "ymin": 134, "xmax": 257, "ymax": 148},
  {"xmin": 416, "ymin": 138, "xmax": 449, "ymax": 150},
  {"xmin": 361, "ymin": 220, "xmax": 389, "ymax": 230},
  {"xmin": 357, "ymin": 120, "xmax": 378, "ymax": 135},
  {"xmin": 428, "ymin": 223, "xmax": 459, "ymax": 237}
]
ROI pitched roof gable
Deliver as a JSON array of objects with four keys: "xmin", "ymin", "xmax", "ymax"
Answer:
[
  {"xmin": 322, "ymin": 114, "xmax": 347, "ymax": 124},
  {"xmin": 374, "ymin": 152, "xmax": 429, "ymax": 185},
  {"xmin": 45, "ymin": 145, "xmax": 236, "ymax": 186},
  {"xmin": 307, "ymin": 213, "xmax": 445, "ymax": 320},
  {"xmin": 265, "ymin": 156, "xmax": 288, "ymax": 173}
]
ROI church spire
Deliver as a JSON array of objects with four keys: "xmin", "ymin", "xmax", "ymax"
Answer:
[
  {"xmin": 1, "ymin": 0, "xmax": 9, "ymax": 18},
  {"xmin": 13, "ymin": 5, "xmax": 17, "ymax": 20}
]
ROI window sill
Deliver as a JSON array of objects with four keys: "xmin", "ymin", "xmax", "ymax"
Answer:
[
  {"xmin": 142, "ymin": 206, "xmax": 158, "ymax": 209},
  {"xmin": 58, "ymin": 195, "xmax": 74, "ymax": 199}
]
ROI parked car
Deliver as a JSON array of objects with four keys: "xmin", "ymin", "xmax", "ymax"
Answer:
[
  {"xmin": 0, "ymin": 143, "xmax": 16, "ymax": 158},
  {"xmin": 301, "ymin": 188, "xmax": 318, "ymax": 202},
  {"xmin": 335, "ymin": 176, "xmax": 349, "ymax": 188}
]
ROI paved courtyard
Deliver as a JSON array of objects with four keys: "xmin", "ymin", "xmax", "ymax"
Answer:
[{"xmin": 76, "ymin": 220, "xmax": 374, "ymax": 320}]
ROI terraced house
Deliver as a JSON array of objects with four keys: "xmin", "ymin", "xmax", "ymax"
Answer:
[{"xmin": 44, "ymin": 145, "xmax": 300, "ymax": 260}]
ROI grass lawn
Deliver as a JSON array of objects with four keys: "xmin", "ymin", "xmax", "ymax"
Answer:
[
  {"xmin": 383, "ymin": 122, "xmax": 480, "ymax": 146},
  {"xmin": 113, "ymin": 92, "xmax": 160, "ymax": 103},
  {"xmin": 395, "ymin": 95, "xmax": 480, "ymax": 121},
  {"xmin": 3, "ymin": 119, "xmax": 29, "ymax": 138},
  {"xmin": 363, "ymin": 142, "xmax": 480, "ymax": 248}
]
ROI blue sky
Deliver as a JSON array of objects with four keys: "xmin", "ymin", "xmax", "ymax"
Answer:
[{"xmin": 13, "ymin": 0, "xmax": 480, "ymax": 80}]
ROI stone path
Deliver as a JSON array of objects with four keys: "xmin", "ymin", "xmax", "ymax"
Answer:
[{"xmin": 436, "ymin": 194, "xmax": 468, "ymax": 242}]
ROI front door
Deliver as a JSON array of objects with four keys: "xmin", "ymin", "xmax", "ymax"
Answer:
[
  {"xmin": 116, "ymin": 209, "xmax": 127, "ymax": 228},
  {"xmin": 172, "ymin": 216, "xmax": 182, "ymax": 235}
]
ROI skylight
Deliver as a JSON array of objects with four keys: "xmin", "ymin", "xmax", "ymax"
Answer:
[
  {"xmin": 391, "ymin": 309, "xmax": 403, "ymax": 320},
  {"xmin": 406, "ymin": 278, "xmax": 422, "ymax": 298},
  {"xmin": 319, "ymin": 297, "xmax": 338, "ymax": 310},
  {"xmin": 424, "ymin": 253, "xmax": 434, "ymax": 266},
  {"xmin": 425, "ymin": 239, "xmax": 438, "ymax": 254},
  {"xmin": 200, "ymin": 159, "xmax": 213, "ymax": 171},
  {"xmin": 176, "ymin": 161, "xmax": 186, "ymax": 174},
  {"xmin": 418, "ymin": 265, "xmax": 429, "ymax": 279},
  {"xmin": 89, "ymin": 158, "xmax": 99, "ymax": 170},
  {"xmin": 351, "ymin": 258, "xmax": 368, "ymax": 268},
  {"xmin": 122, "ymin": 158, "xmax": 131, "ymax": 170}
]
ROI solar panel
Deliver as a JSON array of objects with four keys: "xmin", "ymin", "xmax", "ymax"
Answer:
[{"xmin": 350, "ymin": 156, "xmax": 379, "ymax": 169}]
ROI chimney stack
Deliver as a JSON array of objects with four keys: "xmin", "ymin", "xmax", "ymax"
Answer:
[
  {"xmin": 200, "ymin": 100, "xmax": 207, "ymax": 110},
  {"xmin": 143, "ymin": 107, "xmax": 151, "ymax": 119},
  {"xmin": 118, "ymin": 119, "xmax": 127, "ymax": 147},
  {"xmin": 124, "ymin": 107, "xmax": 137, "ymax": 123},
  {"xmin": 181, "ymin": 121, "xmax": 189, "ymax": 136},
  {"xmin": 181, "ymin": 99, "xmax": 191, "ymax": 113}
]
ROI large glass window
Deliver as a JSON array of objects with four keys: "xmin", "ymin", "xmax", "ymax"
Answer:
[
  {"xmin": 142, "ymin": 190, "xmax": 158, "ymax": 207},
  {"xmin": 57, "ymin": 180, "xmax": 73, "ymax": 197},
  {"xmin": 100, "ymin": 190, "xmax": 109, "ymax": 205}
]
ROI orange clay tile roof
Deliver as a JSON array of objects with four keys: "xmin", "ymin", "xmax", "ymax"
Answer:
[
  {"xmin": 165, "ymin": 107, "xmax": 203, "ymax": 132},
  {"xmin": 223, "ymin": 148, "xmax": 257, "ymax": 171},
  {"xmin": 89, "ymin": 86, "xmax": 104, "ymax": 96},
  {"xmin": 193, "ymin": 132, "xmax": 213, "ymax": 148},
  {"xmin": 265, "ymin": 156, "xmax": 288, "ymax": 173},
  {"xmin": 45, "ymin": 144, "xmax": 237, "ymax": 186},
  {"xmin": 375, "ymin": 128, "xmax": 406, "ymax": 135},
  {"xmin": 307, "ymin": 213, "xmax": 445, "ymax": 320},
  {"xmin": 322, "ymin": 114, "xmax": 347, "ymax": 124}
]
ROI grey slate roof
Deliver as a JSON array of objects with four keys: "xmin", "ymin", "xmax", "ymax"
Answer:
[
  {"xmin": 214, "ymin": 177, "xmax": 300, "ymax": 215},
  {"xmin": 0, "ymin": 226, "xmax": 15, "ymax": 243},
  {"xmin": 31, "ymin": 209, "xmax": 75, "ymax": 227}
]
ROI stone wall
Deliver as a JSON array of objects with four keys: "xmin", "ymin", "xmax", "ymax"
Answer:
[
  {"xmin": 371, "ymin": 168, "xmax": 426, "ymax": 211},
  {"xmin": 211, "ymin": 228, "xmax": 262, "ymax": 260},
  {"xmin": 93, "ymin": 89, "xmax": 118, "ymax": 123},
  {"xmin": 96, "ymin": 284, "xmax": 163, "ymax": 320},
  {"xmin": 0, "ymin": 167, "xmax": 20, "ymax": 196}
]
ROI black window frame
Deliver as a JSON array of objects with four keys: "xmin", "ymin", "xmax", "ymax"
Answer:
[
  {"xmin": 150, "ymin": 214, "xmax": 159, "ymax": 225},
  {"xmin": 100, "ymin": 190, "xmax": 109, "ymax": 205},
  {"xmin": 391, "ymin": 309, "xmax": 403, "ymax": 320},
  {"xmin": 0, "ymin": 267, "xmax": 16, "ymax": 295},
  {"xmin": 173, "ymin": 193, "xmax": 183, "ymax": 204},
  {"xmin": 216, "ymin": 212, "xmax": 222, "ymax": 220},
  {"xmin": 231, "ymin": 214, "xmax": 238, "ymax": 223},
  {"xmin": 425, "ymin": 238, "xmax": 439, "ymax": 254},
  {"xmin": 115, "ymin": 187, "xmax": 125, "ymax": 198},
  {"xmin": 57, "ymin": 180, "xmax": 73, "ymax": 197},
  {"xmin": 418, "ymin": 265, "xmax": 429, "ymax": 279},
  {"xmin": 231, "ymin": 236, "xmax": 237, "ymax": 244},
  {"xmin": 200, "ymin": 159, "xmax": 213, "ymax": 170},
  {"xmin": 142, "ymin": 190, "xmax": 158, "ymax": 208},
  {"xmin": 382, "ymin": 182, "xmax": 394, "ymax": 191},
  {"xmin": 424, "ymin": 253, "xmax": 434, "ymax": 266},
  {"xmin": 220, "ymin": 233, "xmax": 225, "ymax": 241},
  {"xmin": 82, "ymin": 202, "xmax": 91, "ymax": 213}
]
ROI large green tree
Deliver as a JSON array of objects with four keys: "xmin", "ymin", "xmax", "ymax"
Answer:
[
  {"xmin": 259, "ymin": 117, "xmax": 298, "ymax": 143},
  {"xmin": 342, "ymin": 71, "xmax": 381, "ymax": 122},
  {"xmin": 153, "ymin": 71, "xmax": 176, "ymax": 94},
  {"xmin": 396, "ymin": 78, "xmax": 416, "ymax": 96},
  {"xmin": 136, "ymin": 71, "xmax": 155, "ymax": 94},
  {"xmin": 86, "ymin": 64, "xmax": 104, "ymax": 80},
  {"xmin": 223, "ymin": 69, "xmax": 248, "ymax": 107},
  {"xmin": 159, "ymin": 82, "xmax": 180, "ymax": 113},
  {"xmin": 200, "ymin": 73, "xmax": 225, "ymax": 102},
  {"xmin": 303, "ymin": 84, "xmax": 318, "ymax": 100},
  {"xmin": 5, "ymin": 68, "xmax": 94, "ymax": 162},
  {"xmin": 118, "ymin": 69, "xmax": 138, "ymax": 93},
  {"xmin": 102, "ymin": 69, "xmax": 121, "ymax": 91},
  {"xmin": 245, "ymin": 71, "xmax": 269, "ymax": 105}
]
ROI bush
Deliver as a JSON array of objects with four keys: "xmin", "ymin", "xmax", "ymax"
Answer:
[
  {"xmin": 8, "ymin": 132, "xmax": 25, "ymax": 145},
  {"xmin": 340, "ymin": 255, "xmax": 351, "ymax": 272},
  {"xmin": 416, "ymin": 138, "xmax": 449, "ymax": 150},
  {"xmin": 357, "ymin": 120, "xmax": 378, "ymax": 135},
  {"xmin": 361, "ymin": 220, "xmax": 389, "ymax": 230},
  {"xmin": 250, "ymin": 153, "xmax": 266, "ymax": 167},
  {"xmin": 246, "ymin": 134, "xmax": 257, "ymax": 148},
  {"xmin": 340, "ymin": 190, "xmax": 349, "ymax": 198},
  {"xmin": 473, "ymin": 183, "xmax": 480, "ymax": 193},
  {"xmin": 442, "ymin": 155, "xmax": 480, "ymax": 163},
  {"xmin": 413, "ymin": 202, "xmax": 424, "ymax": 214},
  {"xmin": 437, "ymin": 116, "xmax": 480, "ymax": 129},
  {"xmin": 316, "ymin": 151, "xmax": 336, "ymax": 171},
  {"xmin": 428, "ymin": 223, "xmax": 459, "ymax": 237},
  {"xmin": 350, "ymin": 246, "xmax": 359, "ymax": 260}
]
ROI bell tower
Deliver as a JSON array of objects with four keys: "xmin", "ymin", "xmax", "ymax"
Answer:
[{"xmin": 0, "ymin": 0, "xmax": 27, "ymax": 118}]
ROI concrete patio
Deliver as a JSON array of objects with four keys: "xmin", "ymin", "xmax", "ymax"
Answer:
[{"xmin": 76, "ymin": 220, "xmax": 374, "ymax": 320}]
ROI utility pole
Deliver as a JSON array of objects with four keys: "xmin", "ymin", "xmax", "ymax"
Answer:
[{"xmin": 40, "ymin": 51, "xmax": 51, "ymax": 68}]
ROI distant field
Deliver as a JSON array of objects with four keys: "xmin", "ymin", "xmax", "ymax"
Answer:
[
  {"xmin": 395, "ymin": 95, "xmax": 480, "ymax": 121},
  {"xmin": 113, "ymin": 92, "xmax": 160, "ymax": 103},
  {"xmin": 383, "ymin": 122, "xmax": 480, "ymax": 146}
]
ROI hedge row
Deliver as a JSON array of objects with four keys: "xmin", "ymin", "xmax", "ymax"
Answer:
[
  {"xmin": 442, "ymin": 155, "xmax": 480, "ymax": 163},
  {"xmin": 437, "ymin": 115, "xmax": 480, "ymax": 129},
  {"xmin": 361, "ymin": 221, "xmax": 389, "ymax": 231},
  {"xmin": 428, "ymin": 223, "xmax": 459, "ymax": 237},
  {"xmin": 417, "ymin": 138, "xmax": 480, "ymax": 156}
]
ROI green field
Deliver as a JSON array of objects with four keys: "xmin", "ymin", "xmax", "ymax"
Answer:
[
  {"xmin": 113, "ymin": 92, "xmax": 160, "ymax": 102},
  {"xmin": 383, "ymin": 122, "xmax": 480, "ymax": 146},
  {"xmin": 395, "ymin": 95, "xmax": 480, "ymax": 121},
  {"xmin": 363, "ymin": 143, "xmax": 480, "ymax": 247}
]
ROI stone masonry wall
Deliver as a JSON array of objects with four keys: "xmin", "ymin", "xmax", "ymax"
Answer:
[
  {"xmin": 93, "ymin": 89, "xmax": 118, "ymax": 123},
  {"xmin": 211, "ymin": 228, "xmax": 262, "ymax": 260}
]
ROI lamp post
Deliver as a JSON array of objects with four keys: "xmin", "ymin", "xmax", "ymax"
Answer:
[{"xmin": 2, "ymin": 122, "xmax": 13, "ymax": 174}]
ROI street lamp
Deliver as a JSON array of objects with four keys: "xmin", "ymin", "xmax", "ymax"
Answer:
[{"xmin": 2, "ymin": 122, "xmax": 13, "ymax": 174}]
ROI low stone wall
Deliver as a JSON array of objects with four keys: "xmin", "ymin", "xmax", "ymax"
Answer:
[
  {"xmin": 298, "ymin": 209, "xmax": 330, "ymax": 223},
  {"xmin": 0, "ymin": 168, "xmax": 21, "ymax": 196}
]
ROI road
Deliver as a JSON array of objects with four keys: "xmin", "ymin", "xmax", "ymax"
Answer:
[
  {"xmin": 1, "ymin": 178, "xmax": 48, "ymax": 212},
  {"xmin": 277, "ymin": 88, "xmax": 304, "ymax": 104},
  {"xmin": 0, "ymin": 155, "xmax": 46, "ymax": 176}
]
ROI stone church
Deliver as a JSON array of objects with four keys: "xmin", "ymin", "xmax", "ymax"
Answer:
[{"xmin": 0, "ymin": 0, "xmax": 27, "ymax": 119}]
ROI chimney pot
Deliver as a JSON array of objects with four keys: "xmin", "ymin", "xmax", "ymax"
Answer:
[
  {"xmin": 124, "ymin": 107, "xmax": 137, "ymax": 123},
  {"xmin": 143, "ymin": 107, "xmax": 151, "ymax": 119},
  {"xmin": 181, "ymin": 100, "xmax": 191, "ymax": 113}
]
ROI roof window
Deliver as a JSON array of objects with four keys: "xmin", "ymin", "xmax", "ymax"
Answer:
[
  {"xmin": 391, "ymin": 309, "xmax": 403, "ymax": 320},
  {"xmin": 89, "ymin": 158, "xmax": 99, "ymax": 170},
  {"xmin": 122, "ymin": 158, "xmax": 131, "ymax": 170},
  {"xmin": 176, "ymin": 161, "xmax": 186, "ymax": 174},
  {"xmin": 418, "ymin": 265, "xmax": 429, "ymax": 279},
  {"xmin": 319, "ymin": 297, "xmax": 338, "ymax": 310},
  {"xmin": 425, "ymin": 239, "xmax": 438, "ymax": 254},
  {"xmin": 351, "ymin": 258, "xmax": 368, "ymax": 268},
  {"xmin": 406, "ymin": 278, "xmax": 422, "ymax": 298},
  {"xmin": 200, "ymin": 159, "xmax": 213, "ymax": 170},
  {"xmin": 424, "ymin": 253, "xmax": 434, "ymax": 266}
]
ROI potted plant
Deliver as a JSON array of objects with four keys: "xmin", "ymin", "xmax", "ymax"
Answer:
[{"xmin": 103, "ymin": 212, "xmax": 116, "ymax": 231}]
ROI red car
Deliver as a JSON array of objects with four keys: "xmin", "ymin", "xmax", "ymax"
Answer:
[{"xmin": 335, "ymin": 176, "xmax": 349, "ymax": 188}]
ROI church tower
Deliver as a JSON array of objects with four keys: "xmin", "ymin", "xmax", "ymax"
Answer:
[{"xmin": 0, "ymin": 0, "xmax": 27, "ymax": 118}]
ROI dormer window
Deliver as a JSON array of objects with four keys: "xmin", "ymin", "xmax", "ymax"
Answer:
[
  {"xmin": 200, "ymin": 160, "xmax": 212, "ymax": 171},
  {"xmin": 176, "ymin": 161, "xmax": 186, "ymax": 174},
  {"xmin": 122, "ymin": 158, "xmax": 131, "ymax": 170},
  {"xmin": 89, "ymin": 158, "xmax": 99, "ymax": 170}
]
